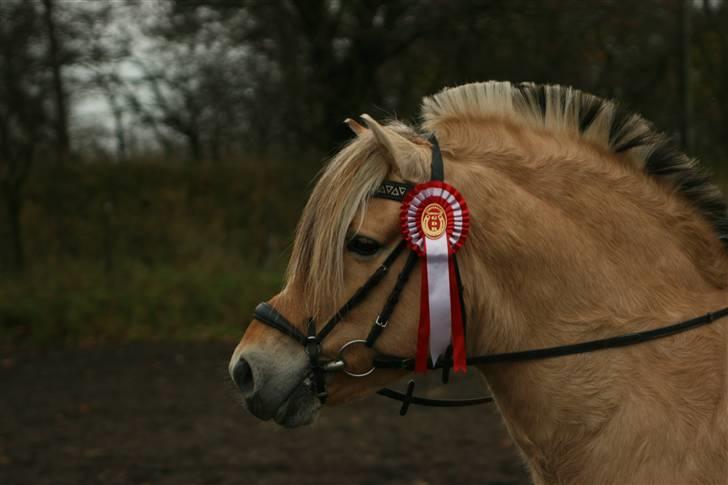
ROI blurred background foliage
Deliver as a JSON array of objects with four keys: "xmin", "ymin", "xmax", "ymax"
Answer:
[{"xmin": 0, "ymin": 0, "xmax": 726, "ymax": 345}]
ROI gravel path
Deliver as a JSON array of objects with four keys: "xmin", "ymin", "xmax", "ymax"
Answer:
[{"xmin": 0, "ymin": 342, "xmax": 529, "ymax": 484}]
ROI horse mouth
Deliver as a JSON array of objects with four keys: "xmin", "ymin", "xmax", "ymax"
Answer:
[{"xmin": 272, "ymin": 376, "xmax": 322, "ymax": 428}]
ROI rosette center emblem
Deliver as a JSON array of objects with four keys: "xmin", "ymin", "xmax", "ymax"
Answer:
[{"xmin": 421, "ymin": 203, "xmax": 447, "ymax": 239}]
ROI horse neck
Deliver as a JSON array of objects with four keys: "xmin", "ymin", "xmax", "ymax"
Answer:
[{"xmin": 442, "ymin": 119, "xmax": 728, "ymax": 482}]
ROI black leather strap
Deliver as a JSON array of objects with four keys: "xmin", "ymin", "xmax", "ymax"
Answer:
[
  {"xmin": 373, "ymin": 306, "xmax": 728, "ymax": 370},
  {"xmin": 377, "ymin": 387, "xmax": 493, "ymax": 407},
  {"xmin": 453, "ymin": 256, "xmax": 467, "ymax": 339},
  {"xmin": 365, "ymin": 250, "xmax": 419, "ymax": 347},
  {"xmin": 317, "ymin": 240, "xmax": 408, "ymax": 340},
  {"xmin": 253, "ymin": 303, "xmax": 307, "ymax": 345},
  {"xmin": 305, "ymin": 319, "xmax": 328, "ymax": 402},
  {"xmin": 429, "ymin": 134, "xmax": 444, "ymax": 181}
]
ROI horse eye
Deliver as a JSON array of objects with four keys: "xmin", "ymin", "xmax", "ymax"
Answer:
[{"xmin": 346, "ymin": 235, "xmax": 381, "ymax": 257}]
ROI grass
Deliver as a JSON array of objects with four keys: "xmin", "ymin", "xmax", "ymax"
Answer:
[
  {"xmin": 0, "ymin": 159, "xmax": 312, "ymax": 346},
  {"xmin": 0, "ymin": 256, "xmax": 286, "ymax": 346}
]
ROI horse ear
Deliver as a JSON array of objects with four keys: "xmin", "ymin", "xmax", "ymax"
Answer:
[
  {"xmin": 360, "ymin": 114, "xmax": 430, "ymax": 181},
  {"xmin": 344, "ymin": 118, "xmax": 367, "ymax": 136}
]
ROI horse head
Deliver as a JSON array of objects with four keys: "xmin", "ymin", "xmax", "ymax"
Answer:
[
  {"xmin": 228, "ymin": 81, "xmax": 728, "ymax": 483},
  {"xmin": 228, "ymin": 115, "xmax": 435, "ymax": 426}
]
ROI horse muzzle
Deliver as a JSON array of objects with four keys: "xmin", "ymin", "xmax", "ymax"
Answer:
[{"xmin": 229, "ymin": 347, "xmax": 321, "ymax": 427}]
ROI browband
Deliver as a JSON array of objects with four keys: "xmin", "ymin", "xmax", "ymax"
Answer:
[
  {"xmin": 372, "ymin": 133, "xmax": 443, "ymax": 202},
  {"xmin": 373, "ymin": 181, "xmax": 413, "ymax": 202}
]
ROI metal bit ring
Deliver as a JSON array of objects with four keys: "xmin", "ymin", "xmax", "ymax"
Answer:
[{"xmin": 336, "ymin": 339, "xmax": 376, "ymax": 377}]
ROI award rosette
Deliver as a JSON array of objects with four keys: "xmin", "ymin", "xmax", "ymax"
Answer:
[{"xmin": 400, "ymin": 181, "xmax": 470, "ymax": 373}]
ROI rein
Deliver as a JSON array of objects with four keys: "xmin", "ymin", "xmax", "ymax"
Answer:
[{"xmin": 253, "ymin": 134, "xmax": 728, "ymax": 416}]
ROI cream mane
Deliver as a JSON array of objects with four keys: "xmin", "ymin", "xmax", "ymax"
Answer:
[
  {"xmin": 286, "ymin": 81, "xmax": 728, "ymax": 317},
  {"xmin": 422, "ymin": 82, "xmax": 728, "ymax": 243}
]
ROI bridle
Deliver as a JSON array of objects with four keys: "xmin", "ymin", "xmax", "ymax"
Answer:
[{"xmin": 253, "ymin": 134, "xmax": 728, "ymax": 416}]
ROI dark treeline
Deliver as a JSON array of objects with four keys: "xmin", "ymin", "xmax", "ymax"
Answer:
[{"xmin": 1, "ymin": 0, "xmax": 727, "ymax": 342}]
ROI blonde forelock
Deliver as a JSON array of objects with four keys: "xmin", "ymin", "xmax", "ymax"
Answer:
[{"xmin": 285, "ymin": 123, "xmax": 420, "ymax": 317}]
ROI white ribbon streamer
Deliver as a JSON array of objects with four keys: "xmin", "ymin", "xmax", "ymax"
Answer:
[{"xmin": 424, "ymin": 234, "xmax": 451, "ymax": 364}]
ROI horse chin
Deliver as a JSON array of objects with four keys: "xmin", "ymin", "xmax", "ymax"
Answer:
[{"xmin": 272, "ymin": 378, "xmax": 322, "ymax": 428}]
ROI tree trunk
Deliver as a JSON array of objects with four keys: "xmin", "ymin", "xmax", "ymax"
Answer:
[
  {"xmin": 42, "ymin": 0, "xmax": 71, "ymax": 164},
  {"xmin": 102, "ymin": 200, "xmax": 114, "ymax": 275},
  {"xmin": 4, "ymin": 184, "xmax": 25, "ymax": 272},
  {"xmin": 110, "ymin": 100, "xmax": 127, "ymax": 162},
  {"xmin": 187, "ymin": 130, "xmax": 202, "ymax": 162},
  {"xmin": 678, "ymin": 0, "xmax": 693, "ymax": 152}
]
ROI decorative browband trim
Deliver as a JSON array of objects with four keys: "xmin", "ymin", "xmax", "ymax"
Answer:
[{"xmin": 372, "ymin": 180, "xmax": 413, "ymax": 202}]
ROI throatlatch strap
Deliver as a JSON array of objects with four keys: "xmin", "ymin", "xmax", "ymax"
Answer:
[{"xmin": 373, "ymin": 306, "xmax": 728, "ymax": 370}]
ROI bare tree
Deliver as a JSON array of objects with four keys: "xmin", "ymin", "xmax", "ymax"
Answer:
[
  {"xmin": 0, "ymin": 1, "xmax": 48, "ymax": 271},
  {"xmin": 694, "ymin": 0, "xmax": 728, "ymax": 161},
  {"xmin": 41, "ymin": 0, "xmax": 71, "ymax": 165}
]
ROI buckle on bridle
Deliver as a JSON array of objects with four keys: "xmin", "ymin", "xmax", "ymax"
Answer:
[
  {"xmin": 305, "ymin": 336, "xmax": 320, "ymax": 356},
  {"xmin": 375, "ymin": 315, "xmax": 388, "ymax": 328},
  {"xmin": 305, "ymin": 319, "xmax": 320, "ymax": 359}
]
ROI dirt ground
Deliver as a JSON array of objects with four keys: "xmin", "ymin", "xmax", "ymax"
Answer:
[{"xmin": 0, "ymin": 342, "xmax": 530, "ymax": 485}]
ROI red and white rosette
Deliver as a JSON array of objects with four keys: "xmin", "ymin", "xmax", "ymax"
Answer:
[{"xmin": 400, "ymin": 181, "xmax": 470, "ymax": 373}]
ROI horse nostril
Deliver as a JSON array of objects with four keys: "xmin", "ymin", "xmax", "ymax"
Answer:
[{"xmin": 232, "ymin": 357, "xmax": 254, "ymax": 395}]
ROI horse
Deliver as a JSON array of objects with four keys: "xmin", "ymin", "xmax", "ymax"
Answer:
[{"xmin": 229, "ymin": 81, "xmax": 728, "ymax": 484}]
